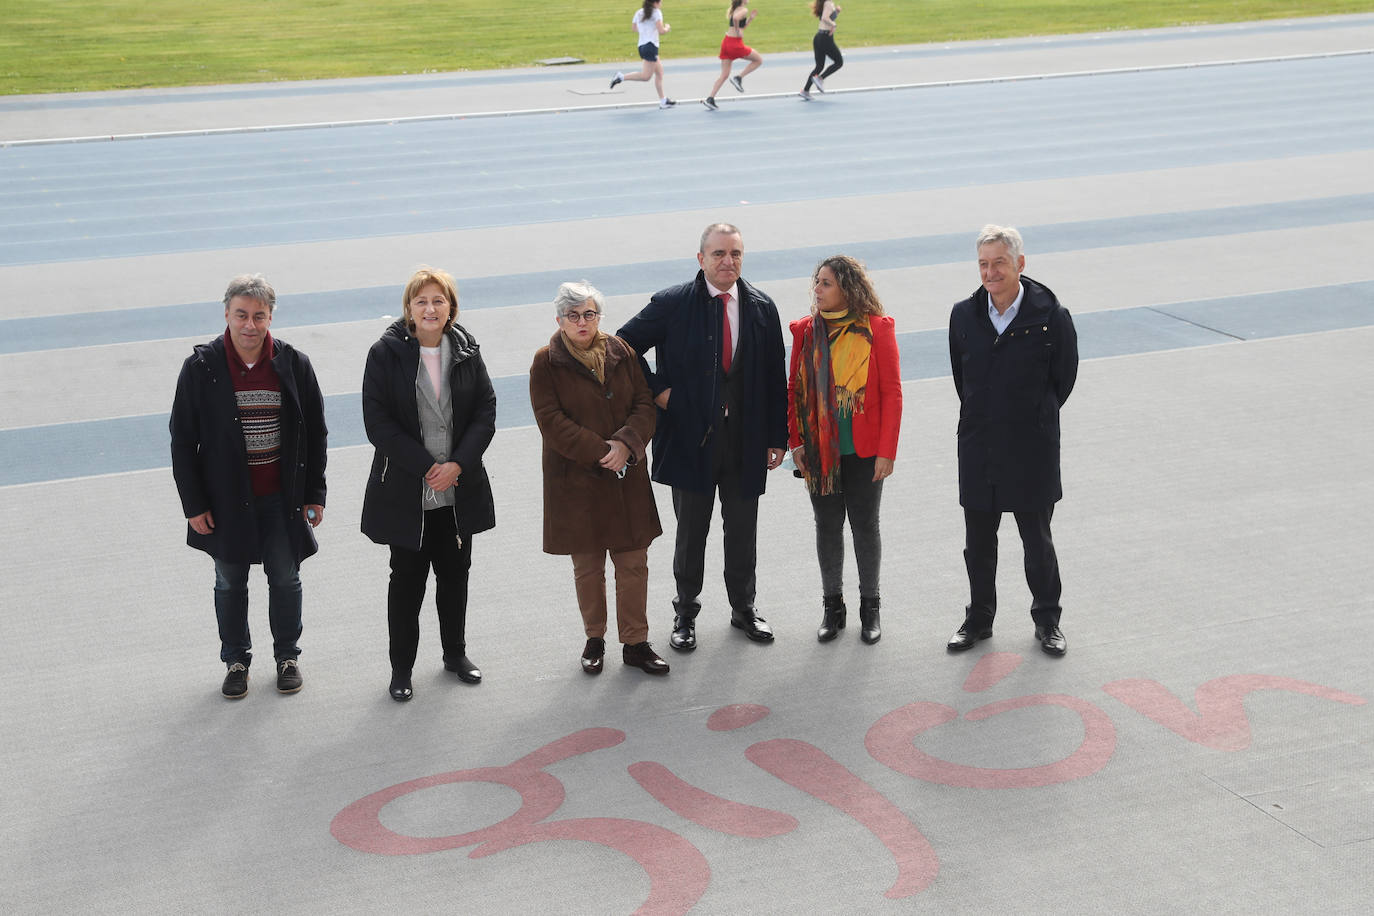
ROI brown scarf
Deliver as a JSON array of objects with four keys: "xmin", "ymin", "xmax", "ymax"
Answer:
[{"xmin": 561, "ymin": 329, "xmax": 609, "ymax": 382}]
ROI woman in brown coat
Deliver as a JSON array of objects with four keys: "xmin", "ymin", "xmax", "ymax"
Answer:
[{"xmin": 529, "ymin": 281, "xmax": 669, "ymax": 676}]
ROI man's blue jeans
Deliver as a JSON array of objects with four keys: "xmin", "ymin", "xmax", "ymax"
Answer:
[{"xmin": 213, "ymin": 492, "xmax": 302, "ymax": 667}]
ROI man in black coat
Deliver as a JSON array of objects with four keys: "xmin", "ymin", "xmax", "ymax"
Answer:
[
  {"xmin": 946, "ymin": 226, "xmax": 1078, "ymax": 657},
  {"xmin": 618, "ymin": 223, "xmax": 788, "ymax": 650},
  {"xmin": 170, "ymin": 275, "xmax": 328, "ymax": 698}
]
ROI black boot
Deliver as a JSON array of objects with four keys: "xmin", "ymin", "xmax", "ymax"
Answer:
[
  {"xmin": 859, "ymin": 595, "xmax": 881, "ymax": 644},
  {"xmin": 817, "ymin": 595, "xmax": 847, "ymax": 642}
]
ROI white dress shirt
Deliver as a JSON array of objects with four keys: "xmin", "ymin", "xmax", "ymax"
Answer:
[{"xmin": 988, "ymin": 281, "xmax": 1025, "ymax": 335}]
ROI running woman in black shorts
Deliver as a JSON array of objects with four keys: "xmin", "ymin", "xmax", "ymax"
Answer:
[
  {"xmin": 801, "ymin": 1, "xmax": 843, "ymax": 100},
  {"xmin": 610, "ymin": 1, "xmax": 676, "ymax": 109}
]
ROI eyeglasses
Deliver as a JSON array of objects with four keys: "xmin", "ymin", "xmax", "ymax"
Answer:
[{"xmin": 562, "ymin": 310, "xmax": 601, "ymax": 324}]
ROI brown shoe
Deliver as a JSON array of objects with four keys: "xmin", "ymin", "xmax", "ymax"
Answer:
[
  {"xmin": 581, "ymin": 637, "xmax": 605, "ymax": 675},
  {"xmin": 622, "ymin": 641, "xmax": 670, "ymax": 675}
]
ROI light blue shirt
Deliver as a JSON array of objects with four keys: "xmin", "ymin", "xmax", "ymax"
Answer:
[{"xmin": 988, "ymin": 281, "xmax": 1025, "ymax": 335}]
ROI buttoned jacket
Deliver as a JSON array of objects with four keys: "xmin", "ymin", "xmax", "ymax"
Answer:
[
  {"xmin": 617, "ymin": 270, "xmax": 788, "ymax": 497},
  {"xmin": 529, "ymin": 332, "xmax": 662, "ymax": 554},
  {"xmin": 948, "ymin": 276, "xmax": 1078, "ymax": 512}
]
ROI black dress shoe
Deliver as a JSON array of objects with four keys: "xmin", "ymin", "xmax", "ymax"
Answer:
[
  {"xmin": 1035, "ymin": 624, "xmax": 1067, "ymax": 657},
  {"xmin": 581, "ymin": 637, "xmax": 605, "ymax": 675},
  {"xmin": 730, "ymin": 609, "xmax": 774, "ymax": 642},
  {"xmin": 947, "ymin": 622, "xmax": 992, "ymax": 652},
  {"xmin": 817, "ymin": 595, "xmax": 846, "ymax": 642},
  {"xmin": 623, "ymin": 641, "xmax": 670, "ymax": 675},
  {"xmin": 444, "ymin": 655, "xmax": 482, "ymax": 683},
  {"xmin": 389, "ymin": 671, "xmax": 413, "ymax": 702},
  {"xmin": 669, "ymin": 614, "xmax": 697, "ymax": 652}
]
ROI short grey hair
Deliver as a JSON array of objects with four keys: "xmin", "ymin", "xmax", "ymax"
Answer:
[
  {"xmin": 552, "ymin": 280, "xmax": 605, "ymax": 319},
  {"xmin": 975, "ymin": 225, "xmax": 1024, "ymax": 261},
  {"xmin": 222, "ymin": 273, "xmax": 277, "ymax": 312},
  {"xmin": 699, "ymin": 222, "xmax": 742, "ymax": 253}
]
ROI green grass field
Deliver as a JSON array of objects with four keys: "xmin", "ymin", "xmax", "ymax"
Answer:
[{"xmin": 3, "ymin": 0, "xmax": 1372, "ymax": 95}]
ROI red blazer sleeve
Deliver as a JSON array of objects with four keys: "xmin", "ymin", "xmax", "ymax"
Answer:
[{"xmin": 869, "ymin": 315, "xmax": 903, "ymax": 460}]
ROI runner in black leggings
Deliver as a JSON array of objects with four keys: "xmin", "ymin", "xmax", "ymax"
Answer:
[{"xmin": 801, "ymin": 1, "xmax": 842, "ymax": 100}]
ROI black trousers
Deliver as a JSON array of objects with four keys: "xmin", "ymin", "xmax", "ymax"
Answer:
[
  {"xmin": 387, "ymin": 508, "xmax": 472, "ymax": 673},
  {"xmin": 671, "ymin": 415, "xmax": 759, "ymax": 618},
  {"xmin": 805, "ymin": 29, "xmax": 843, "ymax": 90},
  {"xmin": 963, "ymin": 505, "xmax": 1061, "ymax": 628}
]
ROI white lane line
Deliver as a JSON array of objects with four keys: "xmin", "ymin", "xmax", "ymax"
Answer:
[{"xmin": 3, "ymin": 49, "xmax": 1369, "ymax": 148}]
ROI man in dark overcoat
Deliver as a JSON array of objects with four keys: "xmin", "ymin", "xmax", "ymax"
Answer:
[
  {"xmin": 946, "ymin": 226, "xmax": 1078, "ymax": 656},
  {"xmin": 170, "ymin": 274, "xmax": 328, "ymax": 698},
  {"xmin": 618, "ymin": 223, "xmax": 788, "ymax": 651}
]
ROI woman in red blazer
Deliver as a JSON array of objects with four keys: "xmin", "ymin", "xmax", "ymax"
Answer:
[{"xmin": 788, "ymin": 255, "xmax": 902, "ymax": 644}]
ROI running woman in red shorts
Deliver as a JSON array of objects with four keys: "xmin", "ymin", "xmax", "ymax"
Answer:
[{"xmin": 703, "ymin": 1, "xmax": 762, "ymax": 111}]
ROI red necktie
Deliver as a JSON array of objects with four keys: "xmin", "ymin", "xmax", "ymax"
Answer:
[{"xmin": 719, "ymin": 293, "xmax": 733, "ymax": 373}]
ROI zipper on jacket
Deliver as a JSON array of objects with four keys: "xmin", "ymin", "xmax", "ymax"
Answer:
[{"xmin": 381, "ymin": 456, "xmax": 389, "ymax": 482}]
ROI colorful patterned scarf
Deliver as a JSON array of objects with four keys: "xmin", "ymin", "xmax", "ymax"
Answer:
[{"xmin": 793, "ymin": 310, "xmax": 871, "ymax": 494}]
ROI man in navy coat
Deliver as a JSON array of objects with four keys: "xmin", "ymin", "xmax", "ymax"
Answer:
[
  {"xmin": 946, "ymin": 226, "xmax": 1078, "ymax": 656},
  {"xmin": 618, "ymin": 223, "xmax": 788, "ymax": 650}
]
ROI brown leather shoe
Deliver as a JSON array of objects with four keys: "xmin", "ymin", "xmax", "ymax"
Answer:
[
  {"xmin": 623, "ymin": 641, "xmax": 670, "ymax": 675},
  {"xmin": 581, "ymin": 637, "xmax": 605, "ymax": 675}
]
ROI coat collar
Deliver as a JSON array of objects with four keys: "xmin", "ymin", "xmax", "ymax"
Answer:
[
  {"xmin": 382, "ymin": 317, "xmax": 479, "ymax": 362},
  {"xmin": 693, "ymin": 270, "xmax": 765, "ymax": 326},
  {"xmin": 970, "ymin": 275, "xmax": 1059, "ymax": 331},
  {"xmin": 547, "ymin": 330, "xmax": 632, "ymax": 374}
]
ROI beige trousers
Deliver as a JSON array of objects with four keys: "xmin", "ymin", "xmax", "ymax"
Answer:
[{"xmin": 569, "ymin": 547, "xmax": 650, "ymax": 645}]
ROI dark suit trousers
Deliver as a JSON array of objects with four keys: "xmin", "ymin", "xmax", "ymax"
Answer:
[
  {"xmin": 963, "ymin": 505, "xmax": 1061, "ymax": 628},
  {"xmin": 671, "ymin": 414, "xmax": 758, "ymax": 617}
]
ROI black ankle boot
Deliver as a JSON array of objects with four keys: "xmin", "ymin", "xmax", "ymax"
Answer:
[
  {"xmin": 817, "ymin": 595, "xmax": 847, "ymax": 642},
  {"xmin": 859, "ymin": 595, "xmax": 881, "ymax": 644}
]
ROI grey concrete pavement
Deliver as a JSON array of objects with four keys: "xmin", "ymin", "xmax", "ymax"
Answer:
[{"xmin": 2, "ymin": 16, "xmax": 1372, "ymax": 916}]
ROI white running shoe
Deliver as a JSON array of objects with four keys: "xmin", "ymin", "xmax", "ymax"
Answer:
[
  {"xmin": 610, "ymin": 72, "xmax": 624, "ymax": 89},
  {"xmin": 813, "ymin": 76, "xmax": 825, "ymax": 93},
  {"xmin": 660, "ymin": 98, "xmax": 676, "ymax": 108}
]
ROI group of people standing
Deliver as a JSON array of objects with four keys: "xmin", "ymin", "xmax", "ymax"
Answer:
[
  {"xmin": 171, "ymin": 222, "xmax": 1077, "ymax": 702},
  {"xmin": 609, "ymin": 2, "xmax": 845, "ymax": 109}
]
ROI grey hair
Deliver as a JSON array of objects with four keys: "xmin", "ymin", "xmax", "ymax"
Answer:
[
  {"xmin": 975, "ymin": 225, "xmax": 1024, "ymax": 261},
  {"xmin": 552, "ymin": 280, "xmax": 605, "ymax": 319},
  {"xmin": 222, "ymin": 273, "xmax": 277, "ymax": 312},
  {"xmin": 699, "ymin": 222, "xmax": 742, "ymax": 253}
]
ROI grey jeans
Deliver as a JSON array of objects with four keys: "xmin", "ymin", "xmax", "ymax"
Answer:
[{"xmin": 809, "ymin": 454, "xmax": 884, "ymax": 598}]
